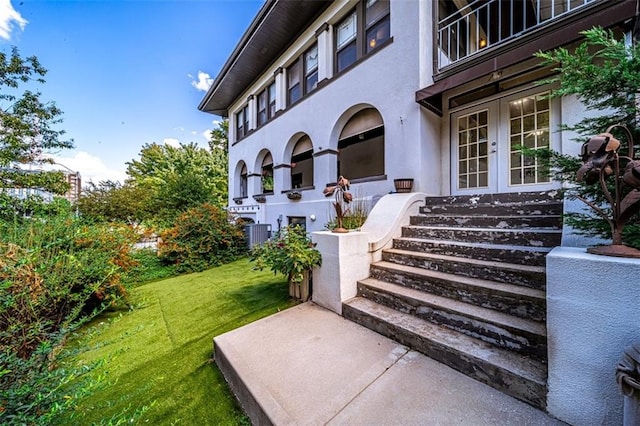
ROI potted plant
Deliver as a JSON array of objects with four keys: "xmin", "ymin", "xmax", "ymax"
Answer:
[
  {"xmin": 323, "ymin": 176, "xmax": 353, "ymax": 233},
  {"xmin": 249, "ymin": 225, "xmax": 322, "ymax": 301}
]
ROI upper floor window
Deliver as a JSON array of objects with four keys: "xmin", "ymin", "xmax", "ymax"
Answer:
[
  {"xmin": 257, "ymin": 81, "xmax": 276, "ymax": 127},
  {"xmin": 288, "ymin": 43, "xmax": 318, "ymax": 106},
  {"xmin": 236, "ymin": 104, "xmax": 249, "ymax": 140},
  {"xmin": 336, "ymin": 0, "xmax": 390, "ymax": 73}
]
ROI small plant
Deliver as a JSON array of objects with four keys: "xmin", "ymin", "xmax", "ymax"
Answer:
[
  {"xmin": 325, "ymin": 188, "xmax": 370, "ymax": 231},
  {"xmin": 322, "ymin": 176, "xmax": 353, "ymax": 233},
  {"xmin": 249, "ymin": 225, "xmax": 321, "ymax": 284}
]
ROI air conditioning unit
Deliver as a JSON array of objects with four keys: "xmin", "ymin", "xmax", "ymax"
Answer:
[{"xmin": 245, "ymin": 223, "xmax": 272, "ymax": 248}]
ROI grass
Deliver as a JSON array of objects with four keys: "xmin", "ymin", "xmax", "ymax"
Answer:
[{"xmin": 63, "ymin": 258, "xmax": 294, "ymax": 425}]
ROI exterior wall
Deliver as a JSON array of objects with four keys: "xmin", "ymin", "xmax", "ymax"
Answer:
[
  {"xmin": 227, "ymin": 0, "xmax": 438, "ymax": 232},
  {"xmin": 547, "ymin": 247, "xmax": 640, "ymax": 425}
]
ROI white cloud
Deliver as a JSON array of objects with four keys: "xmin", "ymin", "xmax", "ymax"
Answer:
[
  {"xmin": 0, "ymin": 0, "xmax": 27, "ymax": 41},
  {"xmin": 44, "ymin": 152, "xmax": 127, "ymax": 186},
  {"xmin": 202, "ymin": 129, "xmax": 212, "ymax": 140},
  {"xmin": 190, "ymin": 71, "xmax": 213, "ymax": 92},
  {"xmin": 163, "ymin": 137, "xmax": 180, "ymax": 148}
]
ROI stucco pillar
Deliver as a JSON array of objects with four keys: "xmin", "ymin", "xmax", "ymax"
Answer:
[
  {"xmin": 546, "ymin": 247, "xmax": 640, "ymax": 425},
  {"xmin": 316, "ymin": 23, "xmax": 332, "ymax": 82},
  {"xmin": 313, "ymin": 148, "xmax": 338, "ymax": 189},
  {"xmin": 311, "ymin": 231, "xmax": 370, "ymax": 315},
  {"xmin": 274, "ymin": 67, "xmax": 286, "ymax": 113}
]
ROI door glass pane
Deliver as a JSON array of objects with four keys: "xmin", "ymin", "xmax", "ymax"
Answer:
[
  {"xmin": 508, "ymin": 93, "xmax": 551, "ymax": 186},
  {"xmin": 456, "ymin": 110, "xmax": 489, "ymax": 190}
]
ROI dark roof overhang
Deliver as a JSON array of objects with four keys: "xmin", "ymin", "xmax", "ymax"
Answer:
[
  {"xmin": 416, "ymin": 0, "xmax": 638, "ymax": 116},
  {"xmin": 198, "ymin": 0, "xmax": 332, "ymax": 117}
]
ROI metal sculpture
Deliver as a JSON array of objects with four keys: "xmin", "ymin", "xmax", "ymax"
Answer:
[
  {"xmin": 323, "ymin": 176, "xmax": 353, "ymax": 233},
  {"xmin": 577, "ymin": 124, "xmax": 640, "ymax": 257}
]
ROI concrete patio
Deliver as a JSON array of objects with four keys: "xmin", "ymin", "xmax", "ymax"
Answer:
[{"xmin": 213, "ymin": 302, "xmax": 564, "ymax": 425}]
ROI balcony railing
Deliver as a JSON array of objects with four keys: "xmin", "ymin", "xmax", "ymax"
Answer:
[{"xmin": 437, "ymin": 0, "xmax": 597, "ymax": 70}]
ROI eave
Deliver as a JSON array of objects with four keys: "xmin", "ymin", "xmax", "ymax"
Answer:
[{"xmin": 198, "ymin": 0, "xmax": 332, "ymax": 117}]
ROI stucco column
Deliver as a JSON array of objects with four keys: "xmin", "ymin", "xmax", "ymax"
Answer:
[
  {"xmin": 274, "ymin": 163, "xmax": 291, "ymax": 194},
  {"xmin": 274, "ymin": 67, "xmax": 286, "ymax": 112},
  {"xmin": 316, "ymin": 23, "xmax": 332, "ymax": 82},
  {"xmin": 313, "ymin": 148, "xmax": 338, "ymax": 189}
]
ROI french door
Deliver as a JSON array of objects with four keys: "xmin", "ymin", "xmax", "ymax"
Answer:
[{"xmin": 451, "ymin": 88, "xmax": 559, "ymax": 194}]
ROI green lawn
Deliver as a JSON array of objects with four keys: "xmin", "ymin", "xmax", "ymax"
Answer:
[{"xmin": 65, "ymin": 258, "xmax": 293, "ymax": 425}]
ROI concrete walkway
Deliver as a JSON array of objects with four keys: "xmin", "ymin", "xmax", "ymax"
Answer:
[{"xmin": 213, "ymin": 303, "xmax": 565, "ymax": 425}]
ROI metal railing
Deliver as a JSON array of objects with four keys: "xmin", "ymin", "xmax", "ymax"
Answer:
[{"xmin": 437, "ymin": 0, "xmax": 597, "ymax": 70}]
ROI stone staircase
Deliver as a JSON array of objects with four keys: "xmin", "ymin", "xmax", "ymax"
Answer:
[{"xmin": 342, "ymin": 191, "xmax": 563, "ymax": 410}]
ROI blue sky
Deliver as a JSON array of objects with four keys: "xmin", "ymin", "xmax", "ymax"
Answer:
[{"xmin": 0, "ymin": 0, "xmax": 263, "ymax": 184}]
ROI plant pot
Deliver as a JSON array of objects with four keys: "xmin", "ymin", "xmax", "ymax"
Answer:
[
  {"xmin": 287, "ymin": 191, "xmax": 302, "ymax": 200},
  {"xmin": 288, "ymin": 270, "xmax": 311, "ymax": 302},
  {"xmin": 394, "ymin": 178, "xmax": 414, "ymax": 193},
  {"xmin": 253, "ymin": 195, "xmax": 266, "ymax": 203}
]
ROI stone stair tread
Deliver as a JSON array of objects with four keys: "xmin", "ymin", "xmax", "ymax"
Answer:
[
  {"xmin": 396, "ymin": 237, "xmax": 553, "ymax": 254},
  {"xmin": 359, "ymin": 277, "xmax": 546, "ymax": 337},
  {"xmin": 404, "ymin": 225, "xmax": 562, "ymax": 234},
  {"xmin": 344, "ymin": 297, "xmax": 547, "ymax": 385},
  {"xmin": 417, "ymin": 214, "xmax": 562, "ymax": 219},
  {"xmin": 383, "ymin": 248, "xmax": 545, "ymax": 275},
  {"xmin": 373, "ymin": 260, "xmax": 546, "ymax": 300}
]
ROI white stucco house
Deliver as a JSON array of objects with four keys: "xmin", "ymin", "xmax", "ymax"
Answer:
[{"xmin": 200, "ymin": 1, "xmax": 640, "ymax": 424}]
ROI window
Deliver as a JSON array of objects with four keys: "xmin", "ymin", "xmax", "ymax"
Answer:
[
  {"xmin": 235, "ymin": 105, "xmax": 249, "ymax": 140},
  {"xmin": 240, "ymin": 163, "xmax": 248, "ymax": 197},
  {"xmin": 338, "ymin": 108, "xmax": 385, "ymax": 180},
  {"xmin": 305, "ymin": 45, "xmax": 318, "ymax": 93},
  {"xmin": 257, "ymin": 90, "xmax": 267, "ymax": 127},
  {"xmin": 288, "ymin": 43, "xmax": 318, "ymax": 106},
  {"xmin": 288, "ymin": 60, "xmax": 301, "ymax": 105},
  {"xmin": 257, "ymin": 81, "xmax": 276, "ymax": 127},
  {"xmin": 291, "ymin": 135, "xmax": 314, "ymax": 189},
  {"xmin": 261, "ymin": 153, "xmax": 274, "ymax": 194},
  {"xmin": 336, "ymin": 0, "xmax": 390, "ymax": 73},
  {"xmin": 268, "ymin": 82, "xmax": 276, "ymax": 117}
]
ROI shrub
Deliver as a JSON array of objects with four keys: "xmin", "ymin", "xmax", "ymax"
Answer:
[
  {"xmin": 249, "ymin": 225, "xmax": 321, "ymax": 284},
  {"xmin": 158, "ymin": 203, "xmax": 246, "ymax": 273},
  {"xmin": 0, "ymin": 213, "xmax": 138, "ymax": 424}
]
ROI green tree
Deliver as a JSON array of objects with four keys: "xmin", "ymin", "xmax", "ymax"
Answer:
[
  {"xmin": 0, "ymin": 47, "xmax": 73, "ymax": 200},
  {"xmin": 535, "ymin": 27, "xmax": 640, "ymax": 247},
  {"xmin": 76, "ymin": 180, "xmax": 153, "ymax": 224},
  {"xmin": 125, "ymin": 121, "xmax": 228, "ymax": 225}
]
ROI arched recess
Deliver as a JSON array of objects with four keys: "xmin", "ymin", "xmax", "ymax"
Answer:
[
  {"xmin": 337, "ymin": 107, "xmax": 385, "ymax": 180},
  {"xmin": 255, "ymin": 150, "xmax": 274, "ymax": 194},
  {"xmin": 234, "ymin": 160, "xmax": 248, "ymax": 198},
  {"xmin": 289, "ymin": 134, "xmax": 314, "ymax": 189}
]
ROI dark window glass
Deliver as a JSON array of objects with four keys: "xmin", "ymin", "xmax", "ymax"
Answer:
[
  {"xmin": 236, "ymin": 108, "xmax": 245, "ymax": 140},
  {"xmin": 257, "ymin": 90, "xmax": 267, "ymax": 126},
  {"xmin": 366, "ymin": 14, "xmax": 390, "ymax": 52},
  {"xmin": 288, "ymin": 60, "xmax": 301, "ymax": 105},
  {"xmin": 304, "ymin": 45, "xmax": 318, "ymax": 93},
  {"xmin": 268, "ymin": 82, "xmax": 276, "ymax": 117},
  {"xmin": 338, "ymin": 125, "xmax": 384, "ymax": 180}
]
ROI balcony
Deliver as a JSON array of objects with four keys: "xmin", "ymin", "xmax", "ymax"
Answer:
[{"xmin": 437, "ymin": 0, "xmax": 597, "ymax": 71}]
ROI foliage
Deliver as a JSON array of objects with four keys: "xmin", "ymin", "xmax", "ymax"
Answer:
[
  {"xmin": 208, "ymin": 118, "xmax": 229, "ymax": 154},
  {"xmin": 125, "ymin": 136, "xmax": 228, "ymax": 225},
  {"xmin": 158, "ymin": 203, "xmax": 246, "ymax": 273},
  {"xmin": 76, "ymin": 180, "xmax": 153, "ymax": 224},
  {"xmin": 63, "ymin": 259, "xmax": 293, "ymax": 425},
  {"xmin": 122, "ymin": 248, "xmax": 177, "ymax": 285},
  {"xmin": 534, "ymin": 27, "xmax": 640, "ymax": 247},
  {"xmin": 0, "ymin": 209, "xmax": 138, "ymax": 424},
  {"xmin": 250, "ymin": 225, "xmax": 322, "ymax": 284},
  {"xmin": 0, "ymin": 47, "xmax": 73, "ymax": 197}
]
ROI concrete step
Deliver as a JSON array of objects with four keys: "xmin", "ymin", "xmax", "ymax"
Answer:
[
  {"xmin": 382, "ymin": 248, "xmax": 546, "ymax": 288},
  {"xmin": 342, "ymin": 297, "xmax": 548, "ymax": 410},
  {"xmin": 423, "ymin": 190, "xmax": 562, "ymax": 206},
  {"xmin": 410, "ymin": 214, "xmax": 562, "ymax": 229},
  {"xmin": 357, "ymin": 278, "xmax": 547, "ymax": 360},
  {"xmin": 401, "ymin": 225, "xmax": 562, "ymax": 248},
  {"xmin": 421, "ymin": 202, "xmax": 563, "ymax": 217},
  {"xmin": 369, "ymin": 261, "xmax": 546, "ymax": 320},
  {"xmin": 392, "ymin": 237, "xmax": 550, "ymax": 266}
]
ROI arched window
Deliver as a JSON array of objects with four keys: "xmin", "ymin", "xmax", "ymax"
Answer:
[
  {"xmin": 239, "ymin": 162, "xmax": 248, "ymax": 197},
  {"xmin": 290, "ymin": 136, "xmax": 314, "ymax": 189},
  {"xmin": 338, "ymin": 108, "xmax": 384, "ymax": 180},
  {"xmin": 261, "ymin": 153, "xmax": 274, "ymax": 194}
]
